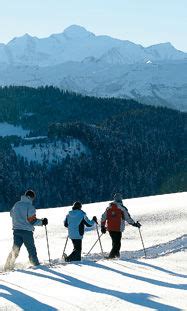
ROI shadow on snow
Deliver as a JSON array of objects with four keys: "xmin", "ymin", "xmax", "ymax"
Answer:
[
  {"xmin": 0, "ymin": 284, "xmax": 57, "ymax": 311},
  {"xmin": 20, "ymin": 265, "xmax": 183, "ymax": 311}
]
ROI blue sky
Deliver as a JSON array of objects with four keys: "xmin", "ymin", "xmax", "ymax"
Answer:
[{"xmin": 0, "ymin": 0, "xmax": 186, "ymax": 51}]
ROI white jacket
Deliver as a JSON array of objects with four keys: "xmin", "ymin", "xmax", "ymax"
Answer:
[{"xmin": 10, "ymin": 195, "xmax": 42, "ymax": 231}]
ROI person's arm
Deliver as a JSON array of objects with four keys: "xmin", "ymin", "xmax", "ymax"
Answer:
[
  {"xmin": 122, "ymin": 205, "xmax": 136, "ymax": 225},
  {"xmin": 83, "ymin": 213, "xmax": 95, "ymax": 227},
  {"xmin": 100, "ymin": 209, "xmax": 107, "ymax": 233},
  {"xmin": 122, "ymin": 205, "xmax": 141, "ymax": 227},
  {"xmin": 10, "ymin": 203, "xmax": 16, "ymax": 218},
  {"xmin": 10, "ymin": 208, "xmax": 13, "ymax": 218},
  {"xmin": 101, "ymin": 210, "xmax": 107, "ymax": 228},
  {"xmin": 27, "ymin": 205, "xmax": 43, "ymax": 226},
  {"xmin": 64, "ymin": 215, "xmax": 68, "ymax": 228}
]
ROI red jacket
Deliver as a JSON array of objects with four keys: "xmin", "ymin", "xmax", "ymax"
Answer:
[{"xmin": 101, "ymin": 202, "xmax": 135, "ymax": 232}]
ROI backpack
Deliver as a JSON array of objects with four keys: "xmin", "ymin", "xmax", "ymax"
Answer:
[{"xmin": 106, "ymin": 203, "xmax": 125, "ymax": 231}]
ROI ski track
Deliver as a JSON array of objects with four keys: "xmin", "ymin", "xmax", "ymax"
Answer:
[
  {"xmin": 0, "ymin": 234, "xmax": 186, "ymax": 274},
  {"xmin": 0, "ymin": 255, "xmax": 186, "ymax": 311}
]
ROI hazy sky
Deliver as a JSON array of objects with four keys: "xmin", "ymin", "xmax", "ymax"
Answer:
[{"xmin": 0, "ymin": 0, "xmax": 186, "ymax": 51}]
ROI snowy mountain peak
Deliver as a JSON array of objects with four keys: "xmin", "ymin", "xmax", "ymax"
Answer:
[
  {"xmin": 148, "ymin": 42, "xmax": 177, "ymax": 51},
  {"xmin": 63, "ymin": 24, "xmax": 94, "ymax": 39},
  {"xmin": 0, "ymin": 26, "xmax": 187, "ymax": 111},
  {"xmin": 7, "ymin": 33, "xmax": 34, "ymax": 46},
  {"xmin": 148, "ymin": 42, "xmax": 186, "ymax": 55},
  {"xmin": 146, "ymin": 41, "xmax": 186, "ymax": 60},
  {"xmin": 22, "ymin": 33, "xmax": 32, "ymax": 39}
]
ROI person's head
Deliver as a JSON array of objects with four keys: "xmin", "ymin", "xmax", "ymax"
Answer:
[
  {"xmin": 72, "ymin": 201, "xmax": 82, "ymax": 210},
  {"xmin": 113, "ymin": 193, "xmax": 123, "ymax": 203},
  {"xmin": 25, "ymin": 189, "xmax": 36, "ymax": 201}
]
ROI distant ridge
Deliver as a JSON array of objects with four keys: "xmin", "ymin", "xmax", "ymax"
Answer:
[
  {"xmin": 0, "ymin": 24, "xmax": 186, "ymax": 67},
  {"xmin": 0, "ymin": 25, "xmax": 187, "ymax": 111}
]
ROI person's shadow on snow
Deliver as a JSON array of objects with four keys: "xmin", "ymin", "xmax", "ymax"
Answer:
[
  {"xmin": 129, "ymin": 259, "xmax": 187, "ymax": 279},
  {"xmin": 81, "ymin": 260, "xmax": 187, "ymax": 290},
  {"xmin": 0, "ymin": 284, "xmax": 57, "ymax": 311},
  {"xmin": 21, "ymin": 265, "xmax": 181, "ymax": 311}
]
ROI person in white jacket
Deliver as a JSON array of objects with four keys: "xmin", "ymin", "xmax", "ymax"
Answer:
[{"xmin": 4, "ymin": 189, "xmax": 48, "ymax": 271}]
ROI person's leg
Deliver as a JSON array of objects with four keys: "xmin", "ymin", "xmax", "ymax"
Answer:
[
  {"xmin": 109, "ymin": 231, "xmax": 122, "ymax": 258},
  {"xmin": 4, "ymin": 230, "xmax": 23, "ymax": 271},
  {"xmin": 66, "ymin": 239, "xmax": 82, "ymax": 261},
  {"xmin": 22, "ymin": 231, "xmax": 40, "ymax": 266},
  {"xmin": 115, "ymin": 232, "xmax": 122, "ymax": 257},
  {"xmin": 108, "ymin": 231, "xmax": 116, "ymax": 258},
  {"xmin": 73, "ymin": 239, "xmax": 82, "ymax": 260}
]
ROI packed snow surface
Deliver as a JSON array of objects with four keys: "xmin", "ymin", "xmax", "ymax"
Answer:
[{"xmin": 0, "ymin": 192, "xmax": 187, "ymax": 310}]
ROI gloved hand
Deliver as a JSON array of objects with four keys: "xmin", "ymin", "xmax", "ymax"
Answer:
[
  {"xmin": 132, "ymin": 221, "xmax": 141, "ymax": 228},
  {"xmin": 42, "ymin": 218, "xmax": 48, "ymax": 226},
  {"xmin": 92, "ymin": 216, "xmax": 98, "ymax": 224},
  {"xmin": 101, "ymin": 226, "xmax": 107, "ymax": 234}
]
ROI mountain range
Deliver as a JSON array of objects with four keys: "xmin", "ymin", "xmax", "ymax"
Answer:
[{"xmin": 0, "ymin": 25, "xmax": 187, "ymax": 111}]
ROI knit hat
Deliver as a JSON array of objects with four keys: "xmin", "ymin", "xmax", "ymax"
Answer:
[
  {"xmin": 113, "ymin": 193, "xmax": 123, "ymax": 203},
  {"xmin": 25, "ymin": 189, "xmax": 36, "ymax": 199},
  {"xmin": 72, "ymin": 201, "xmax": 82, "ymax": 210}
]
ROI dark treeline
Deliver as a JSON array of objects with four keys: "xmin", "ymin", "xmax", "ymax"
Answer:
[
  {"xmin": 0, "ymin": 86, "xmax": 186, "ymax": 211},
  {"xmin": 0, "ymin": 85, "xmax": 141, "ymax": 134}
]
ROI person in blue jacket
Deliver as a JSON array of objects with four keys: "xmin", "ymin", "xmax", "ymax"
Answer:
[{"xmin": 64, "ymin": 201, "xmax": 97, "ymax": 262}]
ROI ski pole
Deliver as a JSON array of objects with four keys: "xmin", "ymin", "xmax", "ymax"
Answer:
[
  {"xmin": 45, "ymin": 225, "xmax": 52, "ymax": 265},
  {"xmin": 96, "ymin": 224, "xmax": 104, "ymax": 257},
  {"xmin": 62, "ymin": 236, "xmax": 69, "ymax": 258},
  {"xmin": 86, "ymin": 233, "xmax": 103, "ymax": 256},
  {"xmin": 138, "ymin": 227, "xmax": 147, "ymax": 258}
]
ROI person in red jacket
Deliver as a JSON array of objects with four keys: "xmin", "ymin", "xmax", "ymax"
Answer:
[{"xmin": 101, "ymin": 193, "xmax": 141, "ymax": 259}]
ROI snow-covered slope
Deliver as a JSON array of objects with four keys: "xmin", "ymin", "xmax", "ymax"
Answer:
[
  {"xmin": 0, "ymin": 192, "xmax": 186, "ymax": 310},
  {"xmin": 1, "ymin": 60, "xmax": 186, "ymax": 111},
  {"xmin": 13, "ymin": 139, "xmax": 89, "ymax": 164},
  {"xmin": 0, "ymin": 122, "xmax": 30, "ymax": 138}
]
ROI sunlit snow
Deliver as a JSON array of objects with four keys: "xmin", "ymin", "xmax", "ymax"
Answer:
[
  {"xmin": 0, "ymin": 192, "xmax": 186, "ymax": 310},
  {"xmin": 13, "ymin": 139, "xmax": 89, "ymax": 164}
]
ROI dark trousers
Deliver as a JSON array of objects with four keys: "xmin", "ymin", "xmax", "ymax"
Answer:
[
  {"xmin": 5, "ymin": 230, "xmax": 39, "ymax": 270},
  {"xmin": 109, "ymin": 231, "xmax": 122, "ymax": 258},
  {"xmin": 66, "ymin": 239, "xmax": 82, "ymax": 262}
]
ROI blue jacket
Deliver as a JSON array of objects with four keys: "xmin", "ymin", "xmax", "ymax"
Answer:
[{"xmin": 64, "ymin": 209, "xmax": 95, "ymax": 239}]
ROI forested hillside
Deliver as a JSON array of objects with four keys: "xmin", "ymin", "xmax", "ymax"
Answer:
[{"xmin": 0, "ymin": 86, "xmax": 186, "ymax": 211}]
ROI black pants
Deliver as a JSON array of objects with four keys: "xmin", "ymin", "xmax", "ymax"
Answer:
[
  {"xmin": 66, "ymin": 239, "xmax": 82, "ymax": 262},
  {"xmin": 109, "ymin": 231, "xmax": 122, "ymax": 258}
]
